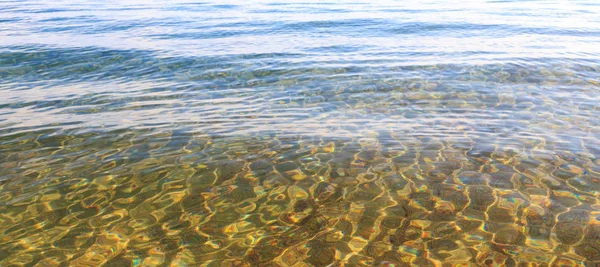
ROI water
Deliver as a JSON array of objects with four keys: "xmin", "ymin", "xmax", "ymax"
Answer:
[{"xmin": 1, "ymin": 0, "xmax": 600, "ymax": 266}]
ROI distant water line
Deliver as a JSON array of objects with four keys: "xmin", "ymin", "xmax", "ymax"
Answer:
[{"xmin": 1, "ymin": 0, "xmax": 600, "ymax": 266}]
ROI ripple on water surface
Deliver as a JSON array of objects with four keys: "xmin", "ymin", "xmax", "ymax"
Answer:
[{"xmin": 1, "ymin": 0, "xmax": 600, "ymax": 266}]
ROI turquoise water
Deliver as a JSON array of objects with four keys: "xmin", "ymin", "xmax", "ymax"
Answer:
[{"xmin": 1, "ymin": 0, "xmax": 600, "ymax": 266}]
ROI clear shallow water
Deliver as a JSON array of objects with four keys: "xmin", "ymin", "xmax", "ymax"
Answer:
[{"xmin": 1, "ymin": 0, "xmax": 600, "ymax": 266}]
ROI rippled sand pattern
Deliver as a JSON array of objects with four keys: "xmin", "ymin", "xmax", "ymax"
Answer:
[
  {"xmin": 1, "ymin": 61, "xmax": 599, "ymax": 266},
  {"xmin": 2, "ymin": 0, "xmax": 600, "ymax": 266}
]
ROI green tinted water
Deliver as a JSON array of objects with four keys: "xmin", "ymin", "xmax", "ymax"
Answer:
[{"xmin": 1, "ymin": 0, "xmax": 600, "ymax": 266}]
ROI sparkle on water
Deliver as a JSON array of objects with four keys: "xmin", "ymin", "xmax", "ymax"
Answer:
[{"xmin": 1, "ymin": 0, "xmax": 600, "ymax": 266}]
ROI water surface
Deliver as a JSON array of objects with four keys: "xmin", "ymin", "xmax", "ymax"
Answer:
[{"xmin": 1, "ymin": 0, "xmax": 600, "ymax": 266}]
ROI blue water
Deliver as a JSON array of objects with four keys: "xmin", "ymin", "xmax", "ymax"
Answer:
[{"xmin": 1, "ymin": 0, "xmax": 600, "ymax": 266}]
